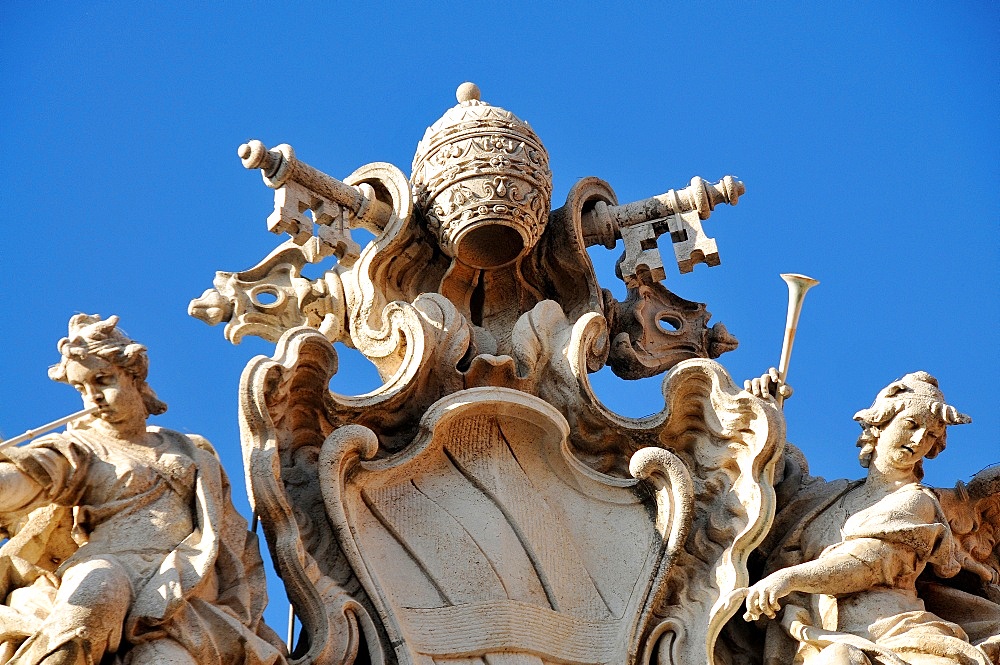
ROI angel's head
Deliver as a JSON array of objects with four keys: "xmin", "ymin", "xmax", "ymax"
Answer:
[
  {"xmin": 49, "ymin": 315, "xmax": 167, "ymax": 427},
  {"xmin": 853, "ymin": 372, "xmax": 970, "ymax": 480}
]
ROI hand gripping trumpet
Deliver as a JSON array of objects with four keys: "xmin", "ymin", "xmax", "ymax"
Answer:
[
  {"xmin": 775, "ymin": 273, "xmax": 820, "ymax": 408},
  {"xmin": 0, "ymin": 406, "xmax": 99, "ymax": 451}
]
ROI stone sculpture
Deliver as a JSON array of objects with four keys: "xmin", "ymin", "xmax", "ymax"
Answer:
[
  {"xmin": 190, "ymin": 82, "xmax": 782, "ymax": 665},
  {"xmin": 745, "ymin": 372, "xmax": 1000, "ymax": 665},
  {"xmin": 0, "ymin": 314, "xmax": 286, "ymax": 665},
  {"xmin": 188, "ymin": 83, "xmax": 999, "ymax": 664}
]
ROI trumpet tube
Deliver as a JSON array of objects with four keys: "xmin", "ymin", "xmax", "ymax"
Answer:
[
  {"xmin": 0, "ymin": 406, "xmax": 99, "ymax": 450},
  {"xmin": 777, "ymin": 273, "xmax": 819, "ymax": 407}
]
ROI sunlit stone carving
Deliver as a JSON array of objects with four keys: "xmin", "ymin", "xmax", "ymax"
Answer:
[
  {"xmin": 190, "ymin": 83, "xmax": 998, "ymax": 664},
  {"xmin": 190, "ymin": 82, "xmax": 775, "ymax": 665},
  {"xmin": 0, "ymin": 314, "xmax": 285, "ymax": 665},
  {"xmin": 411, "ymin": 82, "xmax": 552, "ymax": 269},
  {"xmin": 745, "ymin": 373, "xmax": 999, "ymax": 665}
]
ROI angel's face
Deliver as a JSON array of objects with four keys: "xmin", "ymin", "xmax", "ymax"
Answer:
[
  {"xmin": 874, "ymin": 404, "xmax": 945, "ymax": 472},
  {"xmin": 66, "ymin": 355, "xmax": 146, "ymax": 433}
]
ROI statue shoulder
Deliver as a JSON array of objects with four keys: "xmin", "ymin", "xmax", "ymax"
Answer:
[
  {"xmin": 147, "ymin": 427, "xmax": 218, "ymax": 456},
  {"xmin": 879, "ymin": 483, "xmax": 941, "ymax": 521},
  {"xmin": 757, "ymin": 476, "xmax": 855, "ymax": 565},
  {"xmin": 184, "ymin": 433, "xmax": 217, "ymax": 456},
  {"xmin": 147, "ymin": 427, "xmax": 230, "ymax": 496}
]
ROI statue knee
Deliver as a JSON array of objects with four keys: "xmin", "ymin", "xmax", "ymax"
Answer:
[
  {"xmin": 817, "ymin": 642, "xmax": 871, "ymax": 665},
  {"xmin": 47, "ymin": 557, "xmax": 132, "ymax": 658},
  {"xmin": 58, "ymin": 557, "xmax": 133, "ymax": 613}
]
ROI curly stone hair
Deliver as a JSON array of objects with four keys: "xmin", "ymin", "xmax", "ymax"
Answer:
[
  {"xmin": 48, "ymin": 314, "xmax": 167, "ymax": 417},
  {"xmin": 853, "ymin": 371, "xmax": 970, "ymax": 479}
]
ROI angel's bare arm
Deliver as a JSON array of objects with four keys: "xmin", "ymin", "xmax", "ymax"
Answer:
[{"xmin": 745, "ymin": 553, "xmax": 883, "ymax": 620}]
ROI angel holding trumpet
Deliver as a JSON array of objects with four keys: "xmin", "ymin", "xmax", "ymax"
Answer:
[
  {"xmin": 734, "ymin": 273, "xmax": 998, "ymax": 664},
  {"xmin": 742, "ymin": 371, "xmax": 999, "ymax": 665}
]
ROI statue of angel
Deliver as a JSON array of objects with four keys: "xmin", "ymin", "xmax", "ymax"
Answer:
[
  {"xmin": 0, "ymin": 315, "xmax": 285, "ymax": 665},
  {"xmin": 744, "ymin": 371, "xmax": 999, "ymax": 665}
]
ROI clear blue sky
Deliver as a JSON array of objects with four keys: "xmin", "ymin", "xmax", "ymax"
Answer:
[{"xmin": 3, "ymin": 2, "xmax": 997, "ymax": 636}]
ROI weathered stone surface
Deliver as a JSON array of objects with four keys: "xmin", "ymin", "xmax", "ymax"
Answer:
[
  {"xmin": 188, "ymin": 84, "xmax": 999, "ymax": 665},
  {"xmin": 191, "ymin": 84, "xmax": 782, "ymax": 664},
  {"xmin": 0, "ymin": 315, "xmax": 286, "ymax": 665},
  {"xmin": 745, "ymin": 372, "xmax": 999, "ymax": 665},
  {"xmin": 193, "ymin": 84, "xmax": 776, "ymax": 664}
]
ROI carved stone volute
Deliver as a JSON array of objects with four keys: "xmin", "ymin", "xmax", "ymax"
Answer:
[{"xmin": 192, "ymin": 83, "xmax": 781, "ymax": 665}]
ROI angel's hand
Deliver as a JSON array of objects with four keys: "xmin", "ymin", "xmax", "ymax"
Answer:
[
  {"xmin": 743, "ymin": 571, "xmax": 793, "ymax": 621},
  {"xmin": 744, "ymin": 367, "xmax": 793, "ymax": 401}
]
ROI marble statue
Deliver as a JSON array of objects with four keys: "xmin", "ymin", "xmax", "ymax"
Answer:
[
  {"xmin": 745, "ymin": 372, "xmax": 1000, "ymax": 665},
  {"xmin": 0, "ymin": 315, "xmax": 286, "ymax": 665},
  {"xmin": 190, "ymin": 83, "xmax": 778, "ymax": 664},
  {"xmin": 186, "ymin": 83, "xmax": 999, "ymax": 664}
]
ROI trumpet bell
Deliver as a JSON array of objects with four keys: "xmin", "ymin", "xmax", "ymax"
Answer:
[{"xmin": 780, "ymin": 273, "xmax": 820, "ymax": 293}]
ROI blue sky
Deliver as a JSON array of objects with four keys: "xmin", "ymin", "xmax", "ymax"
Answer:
[{"xmin": 3, "ymin": 2, "xmax": 997, "ymax": 637}]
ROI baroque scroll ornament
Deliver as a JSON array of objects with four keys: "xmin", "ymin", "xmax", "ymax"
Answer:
[
  {"xmin": 190, "ymin": 82, "xmax": 766, "ymax": 665},
  {"xmin": 188, "ymin": 83, "xmax": 998, "ymax": 664}
]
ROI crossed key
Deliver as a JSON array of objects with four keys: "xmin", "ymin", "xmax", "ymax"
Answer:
[{"xmin": 582, "ymin": 176, "xmax": 744, "ymax": 288}]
